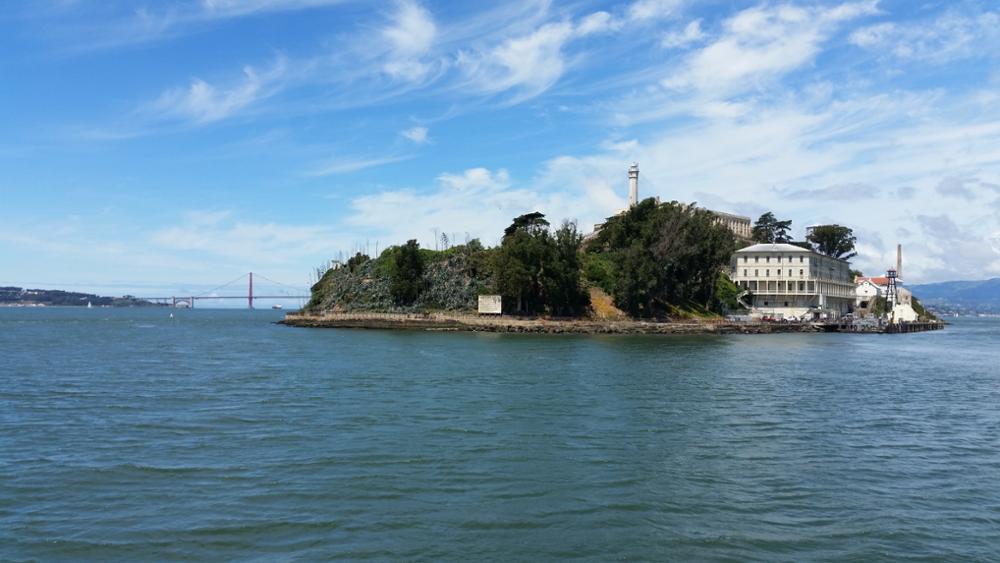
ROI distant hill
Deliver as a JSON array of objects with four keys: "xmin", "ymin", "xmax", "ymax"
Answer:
[
  {"xmin": 908, "ymin": 278, "xmax": 1000, "ymax": 312},
  {"xmin": 0, "ymin": 287, "xmax": 161, "ymax": 307}
]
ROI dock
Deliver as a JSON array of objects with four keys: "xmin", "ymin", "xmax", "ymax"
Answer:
[{"xmin": 817, "ymin": 320, "xmax": 945, "ymax": 334}]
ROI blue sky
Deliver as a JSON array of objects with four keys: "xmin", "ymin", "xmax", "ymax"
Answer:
[{"xmin": 2, "ymin": 0, "xmax": 1000, "ymax": 299}]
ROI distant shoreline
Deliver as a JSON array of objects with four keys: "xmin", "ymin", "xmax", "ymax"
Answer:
[{"xmin": 280, "ymin": 311, "xmax": 818, "ymax": 335}]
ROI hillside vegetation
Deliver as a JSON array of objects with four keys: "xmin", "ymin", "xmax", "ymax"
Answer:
[{"xmin": 306, "ymin": 200, "xmax": 742, "ymax": 319}]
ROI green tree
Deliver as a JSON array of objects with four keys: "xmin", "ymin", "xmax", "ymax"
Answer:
[
  {"xmin": 590, "ymin": 198, "xmax": 737, "ymax": 317},
  {"xmin": 752, "ymin": 212, "xmax": 793, "ymax": 243},
  {"xmin": 715, "ymin": 272, "xmax": 745, "ymax": 313},
  {"xmin": 389, "ymin": 239, "xmax": 425, "ymax": 305},
  {"xmin": 542, "ymin": 221, "xmax": 590, "ymax": 316},
  {"xmin": 493, "ymin": 213, "xmax": 551, "ymax": 314},
  {"xmin": 346, "ymin": 252, "xmax": 370, "ymax": 272},
  {"xmin": 806, "ymin": 224, "xmax": 857, "ymax": 259}
]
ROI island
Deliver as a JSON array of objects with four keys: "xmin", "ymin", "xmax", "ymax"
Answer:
[
  {"xmin": 0, "ymin": 287, "xmax": 162, "ymax": 308},
  {"xmin": 284, "ymin": 164, "xmax": 941, "ymax": 335}
]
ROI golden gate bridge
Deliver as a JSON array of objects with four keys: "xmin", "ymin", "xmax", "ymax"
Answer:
[{"xmin": 138, "ymin": 272, "xmax": 310, "ymax": 309}]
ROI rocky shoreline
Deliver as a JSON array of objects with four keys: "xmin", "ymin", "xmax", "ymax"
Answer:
[{"xmin": 280, "ymin": 311, "xmax": 819, "ymax": 335}]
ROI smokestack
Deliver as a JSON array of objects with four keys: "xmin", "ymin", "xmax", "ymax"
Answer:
[
  {"xmin": 896, "ymin": 244, "xmax": 902, "ymax": 282},
  {"xmin": 628, "ymin": 162, "xmax": 639, "ymax": 207}
]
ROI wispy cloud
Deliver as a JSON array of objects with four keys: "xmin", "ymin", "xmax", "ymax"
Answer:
[
  {"xmin": 457, "ymin": 22, "xmax": 575, "ymax": 102},
  {"xmin": 782, "ymin": 182, "xmax": 880, "ymax": 200},
  {"xmin": 42, "ymin": 0, "xmax": 349, "ymax": 51},
  {"xmin": 936, "ymin": 175, "xmax": 1000, "ymax": 201},
  {"xmin": 662, "ymin": 2, "xmax": 878, "ymax": 97},
  {"xmin": 627, "ymin": 0, "xmax": 685, "ymax": 22},
  {"xmin": 305, "ymin": 154, "xmax": 412, "ymax": 176},
  {"xmin": 380, "ymin": 0, "xmax": 438, "ymax": 82},
  {"xmin": 661, "ymin": 19, "xmax": 704, "ymax": 49},
  {"xmin": 145, "ymin": 57, "xmax": 289, "ymax": 124},
  {"xmin": 850, "ymin": 9, "xmax": 1000, "ymax": 63},
  {"xmin": 151, "ymin": 210, "xmax": 343, "ymax": 263},
  {"xmin": 400, "ymin": 126, "xmax": 429, "ymax": 144}
]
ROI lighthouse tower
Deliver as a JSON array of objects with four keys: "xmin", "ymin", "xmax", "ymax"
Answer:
[{"xmin": 628, "ymin": 163, "xmax": 639, "ymax": 207}]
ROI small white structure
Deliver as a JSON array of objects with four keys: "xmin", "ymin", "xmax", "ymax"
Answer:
[
  {"xmin": 855, "ymin": 277, "xmax": 883, "ymax": 308},
  {"xmin": 730, "ymin": 243, "xmax": 856, "ymax": 320},
  {"xmin": 478, "ymin": 295, "xmax": 502, "ymax": 315}
]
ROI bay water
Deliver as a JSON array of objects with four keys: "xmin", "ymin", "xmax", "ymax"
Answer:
[{"xmin": 2, "ymin": 308, "xmax": 999, "ymax": 561}]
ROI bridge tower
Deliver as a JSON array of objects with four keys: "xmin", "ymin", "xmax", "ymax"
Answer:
[{"xmin": 248, "ymin": 272, "xmax": 254, "ymax": 310}]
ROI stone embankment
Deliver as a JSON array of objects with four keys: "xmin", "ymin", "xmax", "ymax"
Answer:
[{"xmin": 280, "ymin": 311, "xmax": 819, "ymax": 335}]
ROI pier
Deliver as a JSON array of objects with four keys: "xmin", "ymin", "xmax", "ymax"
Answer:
[{"xmin": 817, "ymin": 319, "xmax": 945, "ymax": 334}]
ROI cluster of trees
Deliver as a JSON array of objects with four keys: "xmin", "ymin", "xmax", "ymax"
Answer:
[
  {"xmin": 492, "ymin": 213, "xmax": 589, "ymax": 316},
  {"xmin": 752, "ymin": 212, "xmax": 857, "ymax": 260},
  {"xmin": 585, "ymin": 199, "xmax": 737, "ymax": 317}
]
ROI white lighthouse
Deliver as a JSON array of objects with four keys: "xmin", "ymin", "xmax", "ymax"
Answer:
[{"xmin": 628, "ymin": 162, "xmax": 639, "ymax": 207}]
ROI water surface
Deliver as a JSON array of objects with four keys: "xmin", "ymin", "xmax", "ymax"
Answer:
[{"xmin": 2, "ymin": 308, "xmax": 999, "ymax": 561}]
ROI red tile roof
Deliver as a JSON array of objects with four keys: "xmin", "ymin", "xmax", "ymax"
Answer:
[{"xmin": 856, "ymin": 276, "xmax": 890, "ymax": 285}]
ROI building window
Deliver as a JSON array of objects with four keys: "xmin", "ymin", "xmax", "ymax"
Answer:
[
  {"xmin": 755, "ymin": 269, "xmax": 759, "ymax": 276},
  {"xmin": 800, "ymin": 269, "xmax": 804, "ymax": 276},
  {"xmin": 743, "ymin": 269, "xmax": 747, "ymax": 276},
  {"xmin": 800, "ymin": 256, "xmax": 804, "ymax": 263},
  {"xmin": 766, "ymin": 256, "xmax": 770, "ymax": 263},
  {"xmin": 788, "ymin": 269, "xmax": 792, "ymax": 277},
  {"xmin": 765, "ymin": 269, "xmax": 769, "ymax": 277},
  {"xmin": 784, "ymin": 301, "xmax": 789, "ymax": 307},
  {"xmin": 755, "ymin": 256, "xmax": 759, "ymax": 263}
]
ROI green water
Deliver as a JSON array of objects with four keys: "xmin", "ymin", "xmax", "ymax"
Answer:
[{"xmin": 2, "ymin": 308, "xmax": 998, "ymax": 561}]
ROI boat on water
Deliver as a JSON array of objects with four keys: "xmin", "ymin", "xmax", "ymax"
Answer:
[
  {"xmin": 86, "ymin": 301, "xmax": 92, "ymax": 309},
  {"xmin": 272, "ymin": 304, "xmax": 283, "ymax": 310}
]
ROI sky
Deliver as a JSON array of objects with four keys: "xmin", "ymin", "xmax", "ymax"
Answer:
[{"xmin": 2, "ymin": 0, "xmax": 1000, "ymax": 299}]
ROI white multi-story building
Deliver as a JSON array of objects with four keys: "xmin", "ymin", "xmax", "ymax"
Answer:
[{"xmin": 730, "ymin": 243, "xmax": 855, "ymax": 319}]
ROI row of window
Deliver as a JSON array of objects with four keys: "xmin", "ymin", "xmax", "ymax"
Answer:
[
  {"xmin": 742, "ymin": 269, "xmax": 806, "ymax": 277},
  {"xmin": 742, "ymin": 255, "xmax": 805, "ymax": 264}
]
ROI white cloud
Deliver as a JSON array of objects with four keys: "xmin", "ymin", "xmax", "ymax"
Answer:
[
  {"xmin": 152, "ymin": 212, "xmax": 342, "ymax": 263},
  {"xmin": 575, "ymin": 11, "xmax": 618, "ymax": 36},
  {"xmin": 200, "ymin": 0, "xmax": 345, "ymax": 19},
  {"xmin": 401, "ymin": 126, "xmax": 429, "ymax": 143},
  {"xmin": 49, "ymin": 0, "xmax": 348, "ymax": 52},
  {"xmin": 458, "ymin": 22, "xmax": 574, "ymax": 101},
  {"xmin": 148, "ymin": 58, "xmax": 288, "ymax": 123},
  {"xmin": 627, "ymin": 0, "xmax": 684, "ymax": 22},
  {"xmin": 345, "ymin": 164, "xmax": 616, "ymax": 248},
  {"xmin": 662, "ymin": 2, "xmax": 878, "ymax": 96},
  {"xmin": 848, "ymin": 22, "xmax": 895, "ymax": 47},
  {"xmin": 380, "ymin": 0, "xmax": 437, "ymax": 82},
  {"xmin": 936, "ymin": 175, "xmax": 1000, "ymax": 200},
  {"xmin": 850, "ymin": 10, "xmax": 1000, "ymax": 63},
  {"xmin": 661, "ymin": 19, "xmax": 704, "ymax": 49},
  {"xmin": 306, "ymin": 154, "xmax": 412, "ymax": 176}
]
